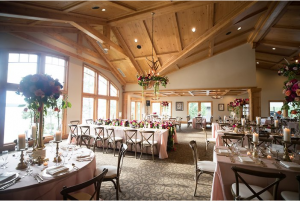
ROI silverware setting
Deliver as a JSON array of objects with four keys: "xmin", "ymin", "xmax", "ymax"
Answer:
[
  {"xmin": 260, "ymin": 160, "xmax": 267, "ymax": 168},
  {"xmin": 0, "ymin": 177, "xmax": 21, "ymax": 190},
  {"xmin": 272, "ymin": 162, "xmax": 282, "ymax": 169}
]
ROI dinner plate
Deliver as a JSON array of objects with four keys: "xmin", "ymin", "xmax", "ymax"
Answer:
[
  {"xmin": 0, "ymin": 173, "xmax": 19, "ymax": 187},
  {"xmin": 41, "ymin": 165, "xmax": 72, "ymax": 178}
]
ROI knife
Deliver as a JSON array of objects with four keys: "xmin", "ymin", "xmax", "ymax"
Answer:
[
  {"xmin": 37, "ymin": 174, "xmax": 43, "ymax": 181},
  {"xmin": 0, "ymin": 177, "xmax": 20, "ymax": 190},
  {"xmin": 34, "ymin": 175, "xmax": 40, "ymax": 183}
]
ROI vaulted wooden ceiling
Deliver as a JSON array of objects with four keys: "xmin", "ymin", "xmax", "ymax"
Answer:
[{"xmin": 0, "ymin": 1, "xmax": 299, "ymax": 92}]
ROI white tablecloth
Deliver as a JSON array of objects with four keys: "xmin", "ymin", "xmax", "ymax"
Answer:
[
  {"xmin": 212, "ymin": 123, "xmax": 220, "ymax": 138},
  {"xmin": 69, "ymin": 125, "xmax": 178, "ymax": 159},
  {"xmin": 0, "ymin": 147, "xmax": 96, "ymax": 200}
]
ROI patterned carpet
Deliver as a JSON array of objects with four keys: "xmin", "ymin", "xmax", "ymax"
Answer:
[{"xmin": 94, "ymin": 125, "xmax": 215, "ymax": 200}]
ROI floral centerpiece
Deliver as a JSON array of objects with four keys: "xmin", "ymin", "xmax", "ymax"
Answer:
[
  {"xmin": 97, "ymin": 118, "xmax": 103, "ymax": 125},
  {"xmin": 154, "ymin": 121, "xmax": 160, "ymax": 129},
  {"xmin": 228, "ymin": 98, "xmax": 249, "ymax": 115},
  {"xmin": 112, "ymin": 119, "xmax": 120, "ymax": 126},
  {"xmin": 16, "ymin": 74, "xmax": 64, "ymax": 149},
  {"xmin": 278, "ymin": 62, "xmax": 300, "ymax": 119},
  {"xmin": 130, "ymin": 120, "xmax": 137, "ymax": 128},
  {"xmin": 104, "ymin": 119, "xmax": 112, "ymax": 125},
  {"xmin": 138, "ymin": 120, "xmax": 145, "ymax": 128},
  {"xmin": 121, "ymin": 120, "xmax": 129, "ymax": 127},
  {"xmin": 161, "ymin": 101, "xmax": 169, "ymax": 107},
  {"xmin": 162, "ymin": 122, "xmax": 176, "ymax": 151},
  {"xmin": 149, "ymin": 121, "xmax": 154, "ymax": 128}
]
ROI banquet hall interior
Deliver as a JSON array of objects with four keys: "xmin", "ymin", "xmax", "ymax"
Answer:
[{"xmin": 0, "ymin": 1, "xmax": 300, "ymax": 200}]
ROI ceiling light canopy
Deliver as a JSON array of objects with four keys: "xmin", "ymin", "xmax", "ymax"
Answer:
[{"xmin": 211, "ymin": 91, "xmax": 223, "ymax": 99}]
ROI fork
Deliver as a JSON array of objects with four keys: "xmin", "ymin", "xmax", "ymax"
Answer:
[{"xmin": 0, "ymin": 177, "xmax": 21, "ymax": 190}]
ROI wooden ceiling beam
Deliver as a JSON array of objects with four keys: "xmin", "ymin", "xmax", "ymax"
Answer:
[
  {"xmin": 248, "ymin": 1, "xmax": 290, "ymax": 44},
  {"xmin": 44, "ymin": 33, "xmax": 99, "ymax": 58},
  {"xmin": 77, "ymin": 32, "xmax": 83, "ymax": 54},
  {"xmin": 0, "ymin": 23, "xmax": 78, "ymax": 33},
  {"xmin": 259, "ymin": 40, "xmax": 300, "ymax": 50},
  {"xmin": 234, "ymin": 7, "xmax": 268, "ymax": 25},
  {"xmin": 173, "ymin": 13, "xmax": 183, "ymax": 51},
  {"xmin": 158, "ymin": 1, "xmax": 256, "ymax": 74},
  {"xmin": 110, "ymin": 58, "xmax": 127, "ymax": 63},
  {"xmin": 108, "ymin": 1, "xmax": 213, "ymax": 26},
  {"xmin": 10, "ymin": 32, "xmax": 110, "ymax": 71},
  {"xmin": 188, "ymin": 91, "xmax": 194, "ymax": 96},
  {"xmin": 272, "ymin": 25, "xmax": 300, "ymax": 32},
  {"xmin": 107, "ymin": 1, "xmax": 137, "ymax": 12},
  {"xmin": 70, "ymin": 23, "xmax": 127, "ymax": 57},
  {"xmin": 0, "ymin": 2, "xmax": 106, "ymax": 25},
  {"xmin": 111, "ymin": 26, "xmax": 144, "ymax": 76},
  {"xmin": 256, "ymin": 59, "xmax": 277, "ymax": 65},
  {"xmin": 256, "ymin": 51, "xmax": 290, "ymax": 57},
  {"xmin": 269, "ymin": 49, "xmax": 300, "ymax": 70},
  {"xmin": 84, "ymin": 35, "xmax": 126, "ymax": 86}
]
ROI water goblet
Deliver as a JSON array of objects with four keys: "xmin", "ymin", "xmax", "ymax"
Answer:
[
  {"xmin": 1, "ymin": 150, "xmax": 9, "ymax": 169},
  {"xmin": 49, "ymin": 140, "xmax": 54, "ymax": 153},
  {"xmin": 25, "ymin": 154, "xmax": 33, "ymax": 175},
  {"xmin": 62, "ymin": 151, "xmax": 69, "ymax": 165}
]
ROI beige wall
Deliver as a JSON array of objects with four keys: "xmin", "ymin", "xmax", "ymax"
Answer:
[
  {"xmin": 126, "ymin": 43, "xmax": 256, "ymax": 91},
  {"xmin": 256, "ymin": 68, "xmax": 286, "ymax": 117},
  {"xmin": 0, "ymin": 33, "xmax": 123, "ymax": 127}
]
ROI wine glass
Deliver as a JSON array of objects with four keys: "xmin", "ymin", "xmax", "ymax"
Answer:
[
  {"xmin": 49, "ymin": 140, "xmax": 54, "ymax": 153},
  {"xmin": 62, "ymin": 150, "xmax": 69, "ymax": 165},
  {"xmin": 1, "ymin": 150, "xmax": 8, "ymax": 169},
  {"xmin": 25, "ymin": 154, "xmax": 33, "ymax": 175}
]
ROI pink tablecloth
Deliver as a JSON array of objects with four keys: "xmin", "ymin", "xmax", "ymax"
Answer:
[
  {"xmin": 69, "ymin": 125, "xmax": 178, "ymax": 159},
  {"xmin": 0, "ymin": 148, "xmax": 96, "ymax": 200},
  {"xmin": 211, "ymin": 146, "xmax": 299, "ymax": 200},
  {"xmin": 192, "ymin": 118, "xmax": 206, "ymax": 129},
  {"xmin": 212, "ymin": 123, "xmax": 220, "ymax": 138}
]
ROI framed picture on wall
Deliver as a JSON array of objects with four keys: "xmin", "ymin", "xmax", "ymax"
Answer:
[
  {"xmin": 218, "ymin": 104, "xmax": 224, "ymax": 111},
  {"xmin": 176, "ymin": 102, "xmax": 184, "ymax": 111}
]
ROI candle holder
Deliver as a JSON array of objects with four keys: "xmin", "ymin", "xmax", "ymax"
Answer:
[
  {"xmin": 282, "ymin": 141, "xmax": 292, "ymax": 162},
  {"xmin": 252, "ymin": 142, "xmax": 258, "ymax": 158},
  {"xmin": 53, "ymin": 141, "xmax": 62, "ymax": 163},
  {"xmin": 16, "ymin": 149, "xmax": 28, "ymax": 170}
]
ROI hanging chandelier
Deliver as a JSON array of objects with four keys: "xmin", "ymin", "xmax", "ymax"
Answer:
[{"xmin": 137, "ymin": 12, "xmax": 169, "ymax": 100}]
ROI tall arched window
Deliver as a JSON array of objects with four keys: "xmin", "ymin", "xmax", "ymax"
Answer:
[{"xmin": 82, "ymin": 65, "xmax": 119, "ymax": 122}]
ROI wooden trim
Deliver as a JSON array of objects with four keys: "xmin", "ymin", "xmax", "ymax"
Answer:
[
  {"xmin": 173, "ymin": 12, "xmax": 182, "ymax": 51},
  {"xmin": 63, "ymin": 1, "xmax": 92, "ymax": 13},
  {"xmin": 187, "ymin": 101, "xmax": 213, "ymax": 117},
  {"xmin": 0, "ymin": 23, "xmax": 79, "ymax": 33}
]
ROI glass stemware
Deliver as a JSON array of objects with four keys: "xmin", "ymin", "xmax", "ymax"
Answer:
[
  {"xmin": 1, "ymin": 150, "xmax": 9, "ymax": 169},
  {"xmin": 62, "ymin": 150, "xmax": 69, "ymax": 165},
  {"xmin": 25, "ymin": 154, "xmax": 33, "ymax": 175}
]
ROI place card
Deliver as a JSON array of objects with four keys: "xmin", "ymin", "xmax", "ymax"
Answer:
[{"xmin": 32, "ymin": 149, "xmax": 46, "ymax": 159}]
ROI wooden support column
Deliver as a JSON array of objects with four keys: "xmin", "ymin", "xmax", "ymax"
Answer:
[
  {"xmin": 248, "ymin": 88, "xmax": 253, "ymax": 121},
  {"xmin": 122, "ymin": 93, "xmax": 129, "ymax": 120}
]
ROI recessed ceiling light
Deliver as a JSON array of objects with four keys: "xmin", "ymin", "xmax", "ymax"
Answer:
[
  {"xmin": 272, "ymin": 47, "xmax": 276, "ymax": 50},
  {"xmin": 237, "ymin": 27, "xmax": 242, "ymax": 30},
  {"xmin": 296, "ymin": 60, "xmax": 299, "ymax": 63},
  {"xmin": 257, "ymin": 61, "xmax": 259, "ymax": 64},
  {"xmin": 134, "ymin": 39, "xmax": 138, "ymax": 43},
  {"xmin": 226, "ymin": 31, "xmax": 231, "ymax": 35},
  {"xmin": 92, "ymin": 6, "xmax": 99, "ymax": 9},
  {"xmin": 192, "ymin": 27, "xmax": 196, "ymax": 32},
  {"xmin": 102, "ymin": 8, "xmax": 106, "ymax": 11}
]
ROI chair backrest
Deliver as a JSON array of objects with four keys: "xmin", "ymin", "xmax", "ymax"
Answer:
[
  {"xmin": 140, "ymin": 130, "xmax": 155, "ymax": 145},
  {"xmin": 94, "ymin": 126, "xmax": 105, "ymax": 137},
  {"xmin": 79, "ymin": 125, "xmax": 90, "ymax": 136},
  {"xmin": 70, "ymin": 120, "xmax": 80, "ymax": 125},
  {"xmin": 61, "ymin": 168, "xmax": 108, "ymax": 200},
  {"xmin": 68, "ymin": 124, "xmax": 78, "ymax": 134},
  {"xmin": 231, "ymin": 166, "xmax": 286, "ymax": 200},
  {"xmin": 195, "ymin": 117, "xmax": 202, "ymax": 124},
  {"xmin": 106, "ymin": 128, "xmax": 115, "ymax": 141},
  {"xmin": 117, "ymin": 144, "xmax": 128, "ymax": 178},
  {"xmin": 210, "ymin": 116, "xmax": 213, "ymax": 123},
  {"xmin": 221, "ymin": 135, "xmax": 244, "ymax": 147},
  {"xmin": 86, "ymin": 119, "xmax": 94, "ymax": 124},
  {"xmin": 189, "ymin": 140, "xmax": 199, "ymax": 172},
  {"xmin": 124, "ymin": 129, "xmax": 138, "ymax": 144},
  {"xmin": 169, "ymin": 118, "xmax": 176, "ymax": 123},
  {"xmin": 187, "ymin": 115, "xmax": 190, "ymax": 121}
]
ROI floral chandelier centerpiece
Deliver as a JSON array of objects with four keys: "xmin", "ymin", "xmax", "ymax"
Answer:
[
  {"xmin": 278, "ymin": 60, "xmax": 300, "ymax": 118},
  {"xmin": 228, "ymin": 98, "xmax": 249, "ymax": 115},
  {"xmin": 137, "ymin": 12, "xmax": 169, "ymax": 100},
  {"xmin": 16, "ymin": 74, "xmax": 63, "ymax": 149}
]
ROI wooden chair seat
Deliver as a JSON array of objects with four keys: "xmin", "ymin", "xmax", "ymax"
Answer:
[{"xmin": 231, "ymin": 183, "xmax": 274, "ymax": 200}]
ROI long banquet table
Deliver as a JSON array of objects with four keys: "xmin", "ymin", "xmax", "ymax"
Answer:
[
  {"xmin": 0, "ymin": 147, "xmax": 96, "ymax": 200},
  {"xmin": 69, "ymin": 125, "xmax": 178, "ymax": 159},
  {"xmin": 211, "ymin": 146, "xmax": 299, "ymax": 200}
]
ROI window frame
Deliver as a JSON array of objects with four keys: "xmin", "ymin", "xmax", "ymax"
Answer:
[
  {"xmin": 268, "ymin": 100, "xmax": 284, "ymax": 117},
  {"xmin": 81, "ymin": 64, "xmax": 119, "ymax": 122},
  {"xmin": 187, "ymin": 101, "xmax": 213, "ymax": 118},
  {"xmin": 150, "ymin": 101, "xmax": 172, "ymax": 117},
  {"xmin": 0, "ymin": 50, "xmax": 69, "ymax": 149}
]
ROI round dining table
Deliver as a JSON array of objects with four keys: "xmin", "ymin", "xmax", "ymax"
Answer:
[{"xmin": 0, "ymin": 146, "xmax": 96, "ymax": 200}]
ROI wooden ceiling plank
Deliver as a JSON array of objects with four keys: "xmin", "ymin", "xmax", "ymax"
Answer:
[
  {"xmin": 77, "ymin": 32, "xmax": 83, "ymax": 55},
  {"xmin": 108, "ymin": 1, "xmax": 212, "ymax": 26},
  {"xmin": 248, "ymin": 1, "xmax": 290, "ymax": 44},
  {"xmin": 272, "ymin": 25, "xmax": 300, "ymax": 32},
  {"xmin": 110, "ymin": 58, "xmax": 127, "ymax": 63},
  {"xmin": 70, "ymin": 23, "xmax": 127, "ymax": 57},
  {"xmin": 269, "ymin": 49, "xmax": 300, "ymax": 70},
  {"xmin": 84, "ymin": 35, "xmax": 126, "ymax": 86},
  {"xmin": 186, "ymin": 48, "xmax": 209, "ymax": 59},
  {"xmin": 111, "ymin": 26, "xmax": 143, "ymax": 75},
  {"xmin": 10, "ymin": 32, "xmax": 110, "ymax": 71},
  {"xmin": 103, "ymin": 25, "xmax": 111, "ymax": 50},
  {"xmin": 0, "ymin": 2, "xmax": 106, "ymax": 25},
  {"xmin": 209, "ymin": 39, "xmax": 214, "ymax": 57},
  {"xmin": 215, "ymin": 27, "xmax": 255, "ymax": 46},
  {"xmin": 256, "ymin": 51, "xmax": 290, "ymax": 57},
  {"xmin": 44, "ymin": 32, "xmax": 99, "ymax": 58},
  {"xmin": 142, "ymin": 20, "xmax": 162, "ymax": 69},
  {"xmin": 107, "ymin": 1, "xmax": 137, "ymax": 12},
  {"xmin": 260, "ymin": 40, "xmax": 300, "ymax": 50},
  {"xmin": 158, "ymin": 1, "xmax": 256, "ymax": 74},
  {"xmin": 173, "ymin": 13, "xmax": 183, "ymax": 51},
  {"xmin": 256, "ymin": 59, "xmax": 277, "ymax": 65},
  {"xmin": 0, "ymin": 23, "xmax": 78, "ymax": 33},
  {"xmin": 234, "ymin": 7, "xmax": 268, "ymax": 25},
  {"xmin": 63, "ymin": 1, "xmax": 92, "ymax": 13},
  {"xmin": 188, "ymin": 91, "xmax": 194, "ymax": 96}
]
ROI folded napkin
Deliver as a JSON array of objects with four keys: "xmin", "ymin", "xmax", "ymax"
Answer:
[
  {"xmin": 77, "ymin": 152, "xmax": 91, "ymax": 158},
  {"xmin": 239, "ymin": 147, "xmax": 247, "ymax": 152},
  {"xmin": 280, "ymin": 161, "xmax": 300, "ymax": 171},
  {"xmin": 0, "ymin": 172, "xmax": 16, "ymax": 184},
  {"xmin": 46, "ymin": 166, "xmax": 69, "ymax": 175},
  {"xmin": 239, "ymin": 156, "xmax": 255, "ymax": 164},
  {"xmin": 271, "ymin": 144, "xmax": 284, "ymax": 154}
]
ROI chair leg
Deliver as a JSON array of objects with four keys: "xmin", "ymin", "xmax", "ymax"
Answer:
[
  {"xmin": 102, "ymin": 140, "xmax": 105, "ymax": 154},
  {"xmin": 140, "ymin": 144, "xmax": 143, "ymax": 159},
  {"xmin": 113, "ymin": 141, "xmax": 116, "ymax": 156},
  {"xmin": 116, "ymin": 179, "xmax": 119, "ymax": 200},
  {"xmin": 194, "ymin": 173, "xmax": 201, "ymax": 197}
]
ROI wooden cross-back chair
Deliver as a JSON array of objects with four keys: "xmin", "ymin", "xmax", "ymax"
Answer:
[
  {"xmin": 140, "ymin": 130, "xmax": 157, "ymax": 161},
  {"xmin": 222, "ymin": 134, "xmax": 245, "ymax": 147},
  {"xmin": 86, "ymin": 119, "xmax": 94, "ymax": 124},
  {"xmin": 93, "ymin": 126, "xmax": 108, "ymax": 153},
  {"xmin": 60, "ymin": 168, "xmax": 108, "ymax": 200},
  {"xmin": 68, "ymin": 120, "xmax": 80, "ymax": 145},
  {"xmin": 79, "ymin": 125, "xmax": 96, "ymax": 150},
  {"xmin": 106, "ymin": 128, "xmax": 123, "ymax": 156},
  {"xmin": 124, "ymin": 129, "xmax": 141, "ymax": 159},
  {"xmin": 231, "ymin": 166, "xmax": 286, "ymax": 200},
  {"xmin": 195, "ymin": 117, "xmax": 203, "ymax": 129}
]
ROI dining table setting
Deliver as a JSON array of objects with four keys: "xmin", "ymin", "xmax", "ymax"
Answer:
[{"xmin": 0, "ymin": 144, "xmax": 96, "ymax": 200}]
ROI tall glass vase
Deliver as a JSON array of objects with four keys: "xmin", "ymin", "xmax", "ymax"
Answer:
[{"xmin": 37, "ymin": 101, "xmax": 44, "ymax": 149}]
